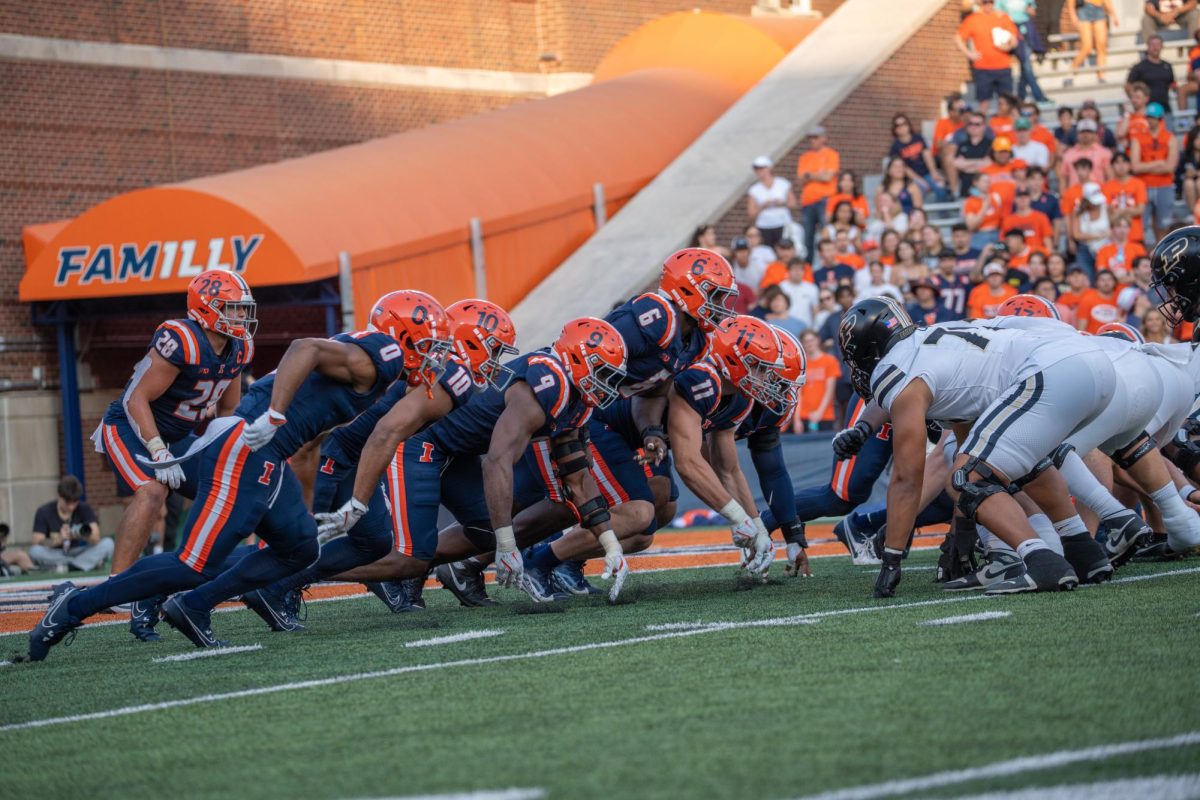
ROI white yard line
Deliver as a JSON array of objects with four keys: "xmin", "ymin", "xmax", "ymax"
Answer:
[
  {"xmin": 346, "ymin": 790, "xmax": 545, "ymax": 800},
  {"xmin": 786, "ymin": 731, "xmax": 1200, "ymax": 800},
  {"xmin": 404, "ymin": 630, "xmax": 504, "ymax": 648},
  {"xmin": 152, "ymin": 644, "xmax": 263, "ymax": 663},
  {"xmin": 949, "ymin": 773, "xmax": 1200, "ymax": 800},
  {"xmin": 920, "ymin": 611, "xmax": 1012, "ymax": 626},
  {"xmin": 646, "ymin": 594, "xmax": 995, "ymax": 631}
]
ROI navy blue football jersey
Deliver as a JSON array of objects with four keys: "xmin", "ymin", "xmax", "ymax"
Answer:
[
  {"xmin": 606, "ymin": 293, "xmax": 707, "ymax": 397},
  {"xmin": 322, "ymin": 357, "xmax": 476, "ymax": 464},
  {"xmin": 428, "ymin": 351, "xmax": 592, "ymax": 456},
  {"xmin": 236, "ymin": 331, "xmax": 408, "ymax": 459},
  {"xmin": 672, "ymin": 358, "xmax": 753, "ymax": 432},
  {"xmin": 735, "ymin": 402, "xmax": 790, "ymax": 440},
  {"xmin": 103, "ymin": 318, "xmax": 253, "ymax": 443}
]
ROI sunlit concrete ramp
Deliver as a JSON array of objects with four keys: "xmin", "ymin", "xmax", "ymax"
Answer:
[{"xmin": 513, "ymin": 0, "xmax": 949, "ymax": 349}]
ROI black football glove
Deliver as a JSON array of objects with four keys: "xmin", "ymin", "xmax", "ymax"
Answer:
[
  {"xmin": 832, "ymin": 420, "xmax": 872, "ymax": 460},
  {"xmin": 873, "ymin": 547, "xmax": 904, "ymax": 598},
  {"xmin": 936, "ymin": 518, "xmax": 980, "ymax": 583}
]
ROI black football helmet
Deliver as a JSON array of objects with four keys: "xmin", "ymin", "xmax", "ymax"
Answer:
[
  {"xmin": 838, "ymin": 297, "xmax": 915, "ymax": 399},
  {"xmin": 1150, "ymin": 225, "xmax": 1200, "ymax": 327}
]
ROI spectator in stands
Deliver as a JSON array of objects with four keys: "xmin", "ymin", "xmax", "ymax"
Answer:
[
  {"xmin": 968, "ymin": 262, "xmax": 1020, "ymax": 318},
  {"xmin": 1131, "ymin": 101, "xmax": 1180, "ymax": 243},
  {"xmin": 934, "ymin": 93, "xmax": 969, "ymax": 168},
  {"xmin": 1007, "ymin": 188, "xmax": 1056, "ymax": 252},
  {"xmin": 956, "ymin": 0, "xmax": 1020, "ymax": 115},
  {"xmin": 754, "ymin": 284, "xmax": 806, "ymax": 338},
  {"xmin": 919, "ymin": 225, "xmax": 946, "ymax": 266},
  {"xmin": 878, "ymin": 156, "xmax": 924, "ymax": 215},
  {"xmin": 1095, "ymin": 217, "xmax": 1147, "ymax": 276},
  {"xmin": 877, "ymin": 229, "xmax": 901, "ymax": 265},
  {"xmin": 1129, "ymin": 253, "xmax": 1155, "ymax": 295},
  {"xmin": 730, "ymin": 236, "xmax": 763, "ymax": 297},
  {"xmin": 1068, "ymin": 0, "xmax": 1117, "ymax": 85},
  {"xmin": 796, "ymin": 126, "xmax": 839, "ymax": 258},
  {"xmin": 949, "ymin": 222, "xmax": 982, "ymax": 274},
  {"xmin": 1141, "ymin": 2, "xmax": 1199, "ymax": 49},
  {"xmin": 812, "ymin": 240, "xmax": 855, "ymax": 290},
  {"xmin": 1011, "ymin": 117, "xmax": 1051, "ymax": 170},
  {"xmin": 777, "ymin": 257, "xmax": 819, "ymax": 328},
  {"xmin": 1182, "ymin": 29, "xmax": 1200, "ymax": 110},
  {"xmin": 1047, "ymin": 251, "xmax": 1070, "ymax": 291},
  {"xmin": 982, "ymin": 140, "xmax": 1021, "ymax": 212},
  {"xmin": 948, "ymin": 111, "xmax": 996, "ymax": 196},
  {"xmin": 1126, "ymin": 34, "xmax": 1178, "ymax": 112},
  {"xmin": 929, "ymin": 247, "xmax": 973, "ymax": 319},
  {"xmin": 821, "ymin": 201, "xmax": 862, "ymax": 245},
  {"xmin": 907, "ymin": 279, "xmax": 955, "ymax": 325},
  {"xmin": 964, "ymin": 172, "xmax": 1006, "ymax": 249},
  {"xmin": 1071, "ymin": 181, "xmax": 1113, "ymax": 272},
  {"xmin": 1003, "ymin": 227, "xmax": 1035, "ymax": 277},
  {"xmin": 747, "ymin": 156, "xmax": 797, "ymax": 250},
  {"xmin": 891, "ymin": 113, "xmax": 949, "ymax": 200},
  {"xmin": 1033, "ymin": 276, "xmax": 1074, "ymax": 321},
  {"xmin": 1060, "ymin": 157, "xmax": 1093, "ymax": 227},
  {"xmin": 998, "ymin": 0, "xmax": 1050, "ymax": 102},
  {"xmin": 1020, "ymin": 102, "xmax": 1059, "ymax": 161},
  {"xmin": 892, "ymin": 240, "xmax": 929, "ymax": 289},
  {"xmin": 813, "ymin": 288, "xmax": 839, "ymax": 330},
  {"xmin": 1027, "ymin": 250, "xmax": 1048, "ymax": 281},
  {"xmin": 1075, "ymin": 268, "xmax": 1124, "ymax": 331},
  {"xmin": 29, "ymin": 475, "xmax": 113, "ymax": 572},
  {"xmin": 1054, "ymin": 106, "xmax": 1076, "ymax": 147},
  {"xmin": 833, "ymin": 229, "xmax": 864, "ymax": 267},
  {"xmin": 989, "ymin": 92, "xmax": 1020, "ymax": 137},
  {"xmin": 856, "ymin": 261, "xmax": 905, "ymax": 302},
  {"xmin": 1026, "ymin": 167, "xmax": 1064, "ymax": 241},
  {"xmin": 691, "ymin": 224, "xmax": 731, "ymax": 259},
  {"xmin": 1060, "ymin": 119, "xmax": 1114, "ymax": 187},
  {"xmin": 866, "ymin": 192, "xmax": 909, "ymax": 240},
  {"xmin": 827, "ymin": 170, "xmax": 870, "ymax": 228},
  {"xmin": 1105, "ymin": 151, "xmax": 1149, "ymax": 245},
  {"xmin": 1141, "ymin": 307, "xmax": 1175, "ymax": 342},
  {"xmin": 819, "ymin": 285, "xmax": 855, "ymax": 351},
  {"xmin": 1178, "ymin": 127, "xmax": 1200, "ymax": 210},
  {"xmin": 1118, "ymin": 82, "xmax": 1153, "ymax": 147},
  {"xmin": 745, "ymin": 225, "xmax": 778, "ymax": 277},
  {"xmin": 758, "ymin": 238, "xmax": 801, "ymax": 291},
  {"xmin": 794, "ymin": 330, "xmax": 840, "ymax": 433},
  {"xmin": 1059, "ymin": 264, "xmax": 1091, "ymax": 313},
  {"xmin": 0, "ymin": 522, "xmax": 35, "ymax": 576}
]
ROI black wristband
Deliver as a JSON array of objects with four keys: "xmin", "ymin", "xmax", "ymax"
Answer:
[
  {"xmin": 641, "ymin": 425, "xmax": 667, "ymax": 442},
  {"xmin": 781, "ymin": 520, "xmax": 808, "ymax": 547}
]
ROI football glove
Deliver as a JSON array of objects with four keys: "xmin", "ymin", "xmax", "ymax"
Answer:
[
  {"xmin": 493, "ymin": 525, "xmax": 523, "ymax": 588},
  {"xmin": 315, "ymin": 497, "xmax": 368, "ymax": 541},
  {"xmin": 785, "ymin": 542, "xmax": 811, "ymax": 577},
  {"xmin": 832, "ymin": 420, "xmax": 873, "ymax": 460},
  {"xmin": 598, "ymin": 530, "xmax": 629, "ymax": 602},
  {"xmin": 745, "ymin": 517, "xmax": 775, "ymax": 577},
  {"xmin": 873, "ymin": 547, "xmax": 904, "ymax": 598},
  {"xmin": 731, "ymin": 517, "xmax": 757, "ymax": 549},
  {"xmin": 936, "ymin": 518, "xmax": 979, "ymax": 583},
  {"xmin": 146, "ymin": 437, "xmax": 185, "ymax": 490},
  {"xmin": 242, "ymin": 408, "xmax": 287, "ymax": 451}
]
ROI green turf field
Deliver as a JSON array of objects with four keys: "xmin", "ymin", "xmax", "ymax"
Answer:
[{"xmin": 2, "ymin": 553, "xmax": 1199, "ymax": 800}]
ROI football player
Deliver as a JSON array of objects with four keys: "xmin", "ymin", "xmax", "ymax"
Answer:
[{"xmin": 28, "ymin": 291, "xmax": 451, "ymax": 658}]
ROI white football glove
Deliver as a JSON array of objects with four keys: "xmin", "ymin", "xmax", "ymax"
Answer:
[
  {"xmin": 241, "ymin": 407, "xmax": 287, "ymax": 451},
  {"xmin": 314, "ymin": 497, "xmax": 368, "ymax": 542},
  {"xmin": 598, "ymin": 530, "xmax": 629, "ymax": 602},
  {"xmin": 146, "ymin": 437, "xmax": 185, "ymax": 490},
  {"xmin": 745, "ymin": 517, "xmax": 775, "ymax": 577},
  {"xmin": 493, "ymin": 525, "xmax": 524, "ymax": 588},
  {"xmin": 731, "ymin": 517, "xmax": 757, "ymax": 549}
]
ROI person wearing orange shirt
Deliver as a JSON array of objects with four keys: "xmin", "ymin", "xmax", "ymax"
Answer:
[
  {"xmin": 1074, "ymin": 269, "xmax": 1124, "ymax": 333},
  {"xmin": 824, "ymin": 170, "xmax": 870, "ymax": 228},
  {"xmin": 964, "ymin": 172, "xmax": 1007, "ymax": 249},
  {"xmin": 988, "ymin": 92, "xmax": 1019, "ymax": 137},
  {"xmin": 1057, "ymin": 266, "xmax": 1091, "ymax": 316},
  {"xmin": 933, "ymin": 93, "xmax": 968, "ymax": 165},
  {"xmin": 1183, "ymin": 34, "xmax": 1200, "ymax": 112},
  {"xmin": 1117, "ymin": 82, "xmax": 1151, "ymax": 147},
  {"xmin": 1102, "ymin": 151, "xmax": 1147, "ymax": 244},
  {"xmin": 966, "ymin": 262, "xmax": 1019, "ymax": 318},
  {"xmin": 793, "ymin": 330, "xmax": 841, "ymax": 433},
  {"xmin": 1058, "ymin": 156, "xmax": 1096, "ymax": 221},
  {"xmin": 955, "ymin": 0, "xmax": 1019, "ymax": 115},
  {"xmin": 757, "ymin": 238, "xmax": 807, "ymax": 290},
  {"xmin": 796, "ymin": 125, "xmax": 839, "ymax": 261},
  {"xmin": 1019, "ymin": 101, "xmax": 1058, "ymax": 166},
  {"xmin": 1002, "ymin": 228, "xmax": 1034, "ymax": 275},
  {"xmin": 1093, "ymin": 218, "xmax": 1146, "ymax": 278},
  {"xmin": 1130, "ymin": 102, "xmax": 1179, "ymax": 243},
  {"xmin": 1004, "ymin": 188, "xmax": 1055, "ymax": 253}
]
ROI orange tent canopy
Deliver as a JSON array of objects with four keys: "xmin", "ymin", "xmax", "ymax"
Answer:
[{"xmin": 20, "ymin": 12, "xmax": 818, "ymax": 325}]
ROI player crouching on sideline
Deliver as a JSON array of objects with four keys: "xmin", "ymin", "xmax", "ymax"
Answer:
[
  {"xmin": 285, "ymin": 317, "xmax": 633, "ymax": 610},
  {"xmin": 94, "ymin": 269, "xmax": 254, "ymax": 639},
  {"xmin": 238, "ymin": 300, "xmax": 516, "ymax": 629},
  {"xmin": 27, "ymin": 291, "xmax": 450, "ymax": 659}
]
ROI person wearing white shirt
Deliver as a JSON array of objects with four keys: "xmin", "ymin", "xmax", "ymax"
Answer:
[
  {"xmin": 730, "ymin": 237, "xmax": 765, "ymax": 289},
  {"xmin": 744, "ymin": 226, "xmax": 778, "ymax": 279},
  {"xmin": 1011, "ymin": 117, "xmax": 1050, "ymax": 170},
  {"xmin": 855, "ymin": 262, "xmax": 903, "ymax": 301},
  {"xmin": 777, "ymin": 259, "xmax": 820, "ymax": 328},
  {"xmin": 746, "ymin": 155, "xmax": 797, "ymax": 248}
]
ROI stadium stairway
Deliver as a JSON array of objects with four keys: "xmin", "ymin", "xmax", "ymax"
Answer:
[{"xmin": 511, "ymin": 0, "xmax": 950, "ymax": 350}]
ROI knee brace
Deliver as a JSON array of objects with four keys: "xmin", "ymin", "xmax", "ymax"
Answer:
[
  {"xmin": 463, "ymin": 523, "xmax": 496, "ymax": 552},
  {"xmin": 1111, "ymin": 431, "xmax": 1158, "ymax": 470},
  {"xmin": 747, "ymin": 427, "xmax": 780, "ymax": 453},
  {"xmin": 951, "ymin": 457, "xmax": 1015, "ymax": 521},
  {"xmin": 575, "ymin": 495, "xmax": 611, "ymax": 529},
  {"xmin": 1050, "ymin": 442, "xmax": 1074, "ymax": 469}
]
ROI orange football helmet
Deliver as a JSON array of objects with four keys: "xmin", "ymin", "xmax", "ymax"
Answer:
[
  {"xmin": 660, "ymin": 248, "xmax": 738, "ymax": 332},
  {"xmin": 710, "ymin": 316, "xmax": 785, "ymax": 407},
  {"xmin": 996, "ymin": 293, "xmax": 1060, "ymax": 320},
  {"xmin": 187, "ymin": 269, "xmax": 256, "ymax": 340},
  {"xmin": 1097, "ymin": 322, "xmax": 1145, "ymax": 343},
  {"xmin": 368, "ymin": 290, "xmax": 452, "ymax": 391},
  {"xmin": 772, "ymin": 328, "xmax": 807, "ymax": 416},
  {"xmin": 446, "ymin": 299, "xmax": 519, "ymax": 390},
  {"xmin": 552, "ymin": 317, "xmax": 627, "ymax": 409}
]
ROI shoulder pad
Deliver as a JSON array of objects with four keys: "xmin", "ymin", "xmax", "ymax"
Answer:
[{"xmin": 153, "ymin": 320, "xmax": 202, "ymax": 366}]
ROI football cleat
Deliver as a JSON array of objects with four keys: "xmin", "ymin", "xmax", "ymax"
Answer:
[
  {"xmin": 985, "ymin": 550, "xmax": 1078, "ymax": 595},
  {"xmin": 1060, "ymin": 534, "xmax": 1114, "ymax": 584},
  {"xmin": 241, "ymin": 587, "xmax": 304, "ymax": 632},
  {"xmin": 365, "ymin": 579, "xmax": 425, "ymax": 613},
  {"xmin": 161, "ymin": 595, "xmax": 229, "ymax": 648},
  {"xmin": 1102, "ymin": 510, "xmax": 1154, "ymax": 567},
  {"xmin": 27, "ymin": 582, "xmax": 82, "ymax": 662},
  {"xmin": 130, "ymin": 595, "xmax": 165, "ymax": 642},
  {"xmin": 403, "ymin": 576, "xmax": 427, "ymax": 610},
  {"xmin": 435, "ymin": 560, "xmax": 498, "ymax": 607},
  {"xmin": 1131, "ymin": 534, "xmax": 1190, "ymax": 561},
  {"xmin": 520, "ymin": 565, "xmax": 569, "ymax": 603},
  {"xmin": 841, "ymin": 515, "xmax": 882, "ymax": 565},
  {"xmin": 550, "ymin": 560, "xmax": 603, "ymax": 596},
  {"xmin": 942, "ymin": 550, "xmax": 1026, "ymax": 592}
]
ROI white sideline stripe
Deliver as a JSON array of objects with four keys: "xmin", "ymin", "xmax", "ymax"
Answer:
[
  {"xmin": 786, "ymin": 731, "xmax": 1200, "ymax": 800},
  {"xmin": 920, "ymin": 611, "xmax": 1011, "ymax": 626},
  {"xmin": 404, "ymin": 630, "xmax": 504, "ymax": 648},
  {"xmin": 950, "ymin": 773, "xmax": 1200, "ymax": 800},
  {"xmin": 646, "ymin": 595, "xmax": 994, "ymax": 631},
  {"xmin": 152, "ymin": 644, "xmax": 262, "ymax": 663},
  {"xmin": 346, "ymin": 790, "xmax": 544, "ymax": 800}
]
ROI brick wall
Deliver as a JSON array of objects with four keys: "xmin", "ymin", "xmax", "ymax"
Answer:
[{"xmin": 716, "ymin": 0, "xmax": 969, "ymax": 244}]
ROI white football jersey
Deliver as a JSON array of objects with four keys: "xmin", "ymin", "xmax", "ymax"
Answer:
[{"xmin": 872, "ymin": 323, "xmax": 1098, "ymax": 426}]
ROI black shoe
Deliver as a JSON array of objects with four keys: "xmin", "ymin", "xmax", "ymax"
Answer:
[
  {"xmin": 28, "ymin": 582, "xmax": 82, "ymax": 662},
  {"xmin": 1102, "ymin": 511, "xmax": 1153, "ymax": 567},
  {"xmin": 986, "ymin": 550, "xmax": 1078, "ymax": 595},
  {"xmin": 435, "ymin": 560, "xmax": 498, "ymax": 607},
  {"xmin": 161, "ymin": 595, "xmax": 228, "ymax": 648},
  {"xmin": 403, "ymin": 576, "xmax": 427, "ymax": 610},
  {"xmin": 1060, "ymin": 534, "xmax": 1113, "ymax": 584},
  {"xmin": 241, "ymin": 587, "xmax": 304, "ymax": 632},
  {"xmin": 943, "ymin": 550, "xmax": 1025, "ymax": 592},
  {"xmin": 365, "ymin": 579, "xmax": 425, "ymax": 613},
  {"xmin": 130, "ymin": 595, "xmax": 165, "ymax": 642},
  {"xmin": 1132, "ymin": 535, "xmax": 1190, "ymax": 561}
]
